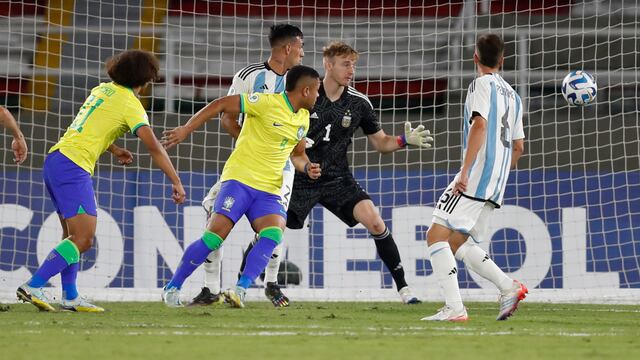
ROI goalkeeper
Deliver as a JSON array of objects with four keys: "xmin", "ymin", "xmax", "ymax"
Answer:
[{"xmin": 225, "ymin": 42, "xmax": 434, "ymax": 304}]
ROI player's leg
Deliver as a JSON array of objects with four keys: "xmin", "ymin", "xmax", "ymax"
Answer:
[
  {"xmin": 18, "ymin": 152, "xmax": 97, "ymax": 312},
  {"xmin": 351, "ymin": 198, "xmax": 420, "ymax": 304},
  {"xmin": 58, "ymin": 213, "xmax": 105, "ymax": 312},
  {"xmin": 163, "ymin": 180, "xmax": 248, "ymax": 307},
  {"xmin": 262, "ymin": 159, "xmax": 295, "ymax": 307},
  {"xmin": 225, "ymin": 191, "xmax": 287, "ymax": 308},
  {"xmin": 191, "ymin": 182, "xmax": 225, "ymax": 305},
  {"xmin": 420, "ymin": 222, "xmax": 468, "ymax": 321},
  {"xmin": 450, "ymin": 204, "xmax": 528, "ymax": 320}
]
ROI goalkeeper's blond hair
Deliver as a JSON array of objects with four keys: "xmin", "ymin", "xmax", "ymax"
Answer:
[{"xmin": 322, "ymin": 41, "xmax": 359, "ymax": 60}]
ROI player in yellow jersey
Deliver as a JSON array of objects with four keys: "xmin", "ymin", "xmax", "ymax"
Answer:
[
  {"xmin": 160, "ymin": 65, "xmax": 321, "ymax": 307},
  {"xmin": 17, "ymin": 50, "xmax": 186, "ymax": 312}
]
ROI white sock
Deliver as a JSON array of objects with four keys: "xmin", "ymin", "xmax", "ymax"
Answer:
[
  {"xmin": 203, "ymin": 247, "xmax": 223, "ymax": 293},
  {"xmin": 455, "ymin": 241, "xmax": 513, "ymax": 293},
  {"xmin": 429, "ymin": 241, "xmax": 463, "ymax": 311},
  {"xmin": 263, "ymin": 243, "xmax": 283, "ymax": 284}
]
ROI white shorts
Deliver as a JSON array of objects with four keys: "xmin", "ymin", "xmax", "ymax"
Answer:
[
  {"xmin": 202, "ymin": 159, "xmax": 296, "ymax": 213},
  {"xmin": 431, "ymin": 184, "xmax": 495, "ymax": 243}
]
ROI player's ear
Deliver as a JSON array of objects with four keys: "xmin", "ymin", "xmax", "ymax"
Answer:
[
  {"xmin": 302, "ymin": 86, "xmax": 310, "ymax": 97},
  {"xmin": 473, "ymin": 51, "xmax": 479, "ymax": 65}
]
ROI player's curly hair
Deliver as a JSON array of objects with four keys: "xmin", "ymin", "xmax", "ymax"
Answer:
[
  {"xmin": 322, "ymin": 41, "xmax": 359, "ymax": 60},
  {"xmin": 476, "ymin": 33, "xmax": 504, "ymax": 68},
  {"xmin": 105, "ymin": 50, "xmax": 159, "ymax": 89}
]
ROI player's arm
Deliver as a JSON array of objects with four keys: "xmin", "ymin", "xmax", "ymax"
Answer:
[
  {"xmin": 107, "ymin": 143, "xmax": 134, "ymax": 165},
  {"xmin": 221, "ymin": 112, "xmax": 241, "ymax": 139},
  {"xmin": 136, "ymin": 125, "xmax": 186, "ymax": 204},
  {"xmin": 161, "ymin": 95, "xmax": 242, "ymax": 149},
  {"xmin": 510, "ymin": 95, "xmax": 525, "ymax": 169},
  {"xmin": 220, "ymin": 73, "xmax": 247, "ymax": 140},
  {"xmin": 0, "ymin": 106, "xmax": 28, "ymax": 164},
  {"xmin": 455, "ymin": 114, "xmax": 487, "ymax": 194},
  {"xmin": 510, "ymin": 139, "xmax": 524, "ymax": 169},
  {"xmin": 290, "ymin": 139, "xmax": 321, "ymax": 179},
  {"xmin": 367, "ymin": 122, "xmax": 433, "ymax": 154}
]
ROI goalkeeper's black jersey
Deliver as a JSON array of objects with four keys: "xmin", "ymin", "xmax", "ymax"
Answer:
[{"xmin": 296, "ymin": 84, "xmax": 382, "ymax": 182}]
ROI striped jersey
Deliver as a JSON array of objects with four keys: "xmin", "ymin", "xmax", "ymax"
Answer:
[
  {"xmin": 228, "ymin": 61, "xmax": 286, "ymax": 99},
  {"xmin": 462, "ymin": 73, "xmax": 524, "ymax": 206},
  {"xmin": 227, "ymin": 61, "xmax": 286, "ymax": 127}
]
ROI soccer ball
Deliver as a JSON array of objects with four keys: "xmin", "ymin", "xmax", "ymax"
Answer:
[{"xmin": 561, "ymin": 70, "xmax": 597, "ymax": 106}]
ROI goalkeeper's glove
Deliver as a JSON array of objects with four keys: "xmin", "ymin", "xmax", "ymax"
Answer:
[{"xmin": 397, "ymin": 121, "xmax": 433, "ymax": 148}]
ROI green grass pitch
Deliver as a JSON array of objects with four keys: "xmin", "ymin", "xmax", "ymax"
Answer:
[{"xmin": 1, "ymin": 301, "xmax": 639, "ymax": 359}]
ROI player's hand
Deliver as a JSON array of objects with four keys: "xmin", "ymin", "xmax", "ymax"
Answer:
[
  {"xmin": 305, "ymin": 162, "xmax": 321, "ymax": 179},
  {"xmin": 11, "ymin": 135, "xmax": 28, "ymax": 164},
  {"xmin": 453, "ymin": 170, "xmax": 468, "ymax": 195},
  {"xmin": 172, "ymin": 182, "xmax": 186, "ymax": 204},
  {"xmin": 304, "ymin": 137, "xmax": 315, "ymax": 149},
  {"xmin": 161, "ymin": 126, "xmax": 190, "ymax": 149},
  {"xmin": 113, "ymin": 147, "xmax": 134, "ymax": 166},
  {"xmin": 404, "ymin": 122, "xmax": 433, "ymax": 148}
]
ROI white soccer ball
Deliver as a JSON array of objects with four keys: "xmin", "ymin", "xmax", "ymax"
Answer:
[{"xmin": 561, "ymin": 70, "xmax": 597, "ymax": 106}]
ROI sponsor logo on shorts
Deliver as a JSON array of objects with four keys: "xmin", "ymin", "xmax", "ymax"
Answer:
[{"xmin": 222, "ymin": 196, "xmax": 235, "ymax": 211}]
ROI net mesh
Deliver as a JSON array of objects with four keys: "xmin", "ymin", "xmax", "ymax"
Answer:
[{"xmin": 0, "ymin": 0, "xmax": 638, "ymax": 303}]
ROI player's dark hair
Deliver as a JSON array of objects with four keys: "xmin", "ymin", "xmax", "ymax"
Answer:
[
  {"xmin": 105, "ymin": 50, "xmax": 159, "ymax": 88},
  {"xmin": 476, "ymin": 33, "xmax": 504, "ymax": 68},
  {"xmin": 269, "ymin": 24, "xmax": 303, "ymax": 48},
  {"xmin": 285, "ymin": 65, "xmax": 320, "ymax": 91},
  {"xmin": 323, "ymin": 41, "xmax": 359, "ymax": 60}
]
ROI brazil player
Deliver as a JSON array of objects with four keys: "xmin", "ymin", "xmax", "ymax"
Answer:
[
  {"xmin": 284, "ymin": 42, "xmax": 433, "ymax": 304},
  {"xmin": 16, "ymin": 50, "xmax": 186, "ymax": 312},
  {"xmin": 192, "ymin": 24, "xmax": 305, "ymax": 307},
  {"xmin": 421, "ymin": 34, "xmax": 528, "ymax": 322},
  {"xmin": 0, "ymin": 105, "xmax": 28, "ymax": 164},
  {"xmin": 160, "ymin": 65, "xmax": 321, "ymax": 308}
]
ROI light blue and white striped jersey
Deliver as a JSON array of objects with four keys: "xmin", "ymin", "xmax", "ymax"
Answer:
[
  {"xmin": 228, "ymin": 61, "xmax": 286, "ymax": 96},
  {"xmin": 462, "ymin": 73, "xmax": 524, "ymax": 206},
  {"xmin": 227, "ymin": 61, "xmax": 287, "ymax": 126}
]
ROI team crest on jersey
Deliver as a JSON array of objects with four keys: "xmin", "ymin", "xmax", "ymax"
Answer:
[
  {"xmin": 341, "ymin": 110, "xmax": 352, "ymax": 128},
  {"xmin": 248, "ymin": 93, "xmax": 260, "ymax": 103},
  {"xmin": 296, "ymin": 126, "xmax": 305, "ymax": 140},
  {"xmin": 222, "ymin": 196, "xmax": 235, "ymax": 211}
]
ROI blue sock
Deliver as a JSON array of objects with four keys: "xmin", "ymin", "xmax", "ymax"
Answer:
[
  {"xmin": 61, "ymin": 263, "xmax": 79, "ymax": 300},
  {"xmin": 167, "ymin": 237, "xmax": 218, "ymax": 290},
  {"xmin": 236, "ymin": 236, "xmax": 278, "ymax": 289},
  {"xmin": 28, "ymin": 239, "xmax": 80, "ymax": 288}
]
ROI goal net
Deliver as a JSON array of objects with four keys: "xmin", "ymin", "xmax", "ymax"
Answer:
[{"xmin": 0, "ymin": 0, "xmax": 638, "ymax": 304}]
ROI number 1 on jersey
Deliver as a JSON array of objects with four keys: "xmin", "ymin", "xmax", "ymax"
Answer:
[{"xmin": 323, "ymin": 124, "xmax": 332, "ymax": 142}]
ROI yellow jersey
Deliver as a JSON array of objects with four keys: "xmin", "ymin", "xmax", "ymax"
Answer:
[
  {"xmin": 49, "ymin": 82, "xmax": 150, "ymax": 175},
  {"xmin": 221, "ymin": 92, "xmax": 309, "ymax": 194}
]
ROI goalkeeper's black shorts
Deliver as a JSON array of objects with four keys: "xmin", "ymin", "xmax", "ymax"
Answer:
[{"xmin": 286, "ymin": 175, "xmax": 371, "ymax": 229}]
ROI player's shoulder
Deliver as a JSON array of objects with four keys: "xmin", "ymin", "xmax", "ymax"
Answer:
[
  {"xmin": 468, "ymin": 74, "xmax": 495, "ymax": 93},
  {"xmin": 346, "ymin": 86, "xmax": 374, "ymax": 109},
  {"xmin": 235, "ymin": 62, "xmax": 267, "ymax": 81}
]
